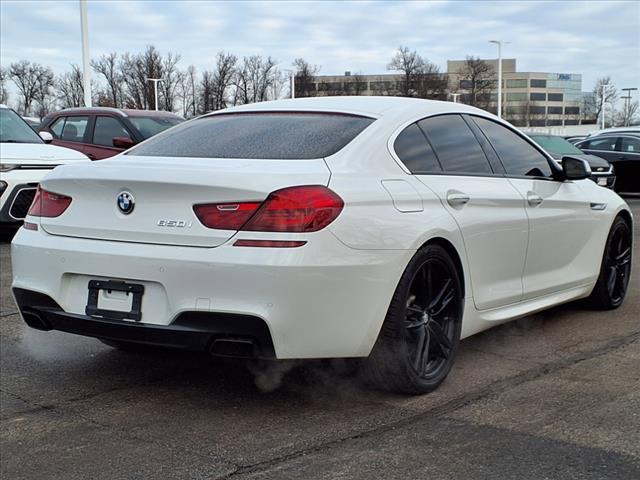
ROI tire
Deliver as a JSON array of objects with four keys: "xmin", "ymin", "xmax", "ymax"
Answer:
[
  {"xmin": 588, "ymin": 215, "xmax": 632, "ymax": 310},
  {"xmin": 362, "ymin": 244, "xmax": 464, "ymax": 394}
]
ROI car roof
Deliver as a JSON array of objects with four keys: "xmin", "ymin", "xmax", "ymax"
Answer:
[
  {"xmin": 47, "ymin": 107, "xmax": 183, "ymax": 118},
  {"xmin": 205, "ymin": 96, "xmax": 492, "ymax": 121}
]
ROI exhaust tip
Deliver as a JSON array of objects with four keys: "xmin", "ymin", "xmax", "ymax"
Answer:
[
  {"xmin": 22, "ymin": 310, "xmax": 51, "ymax": 331},
  {"xmin": 209, "ymin": 338, "xmax": 258, "ymax": 358}
]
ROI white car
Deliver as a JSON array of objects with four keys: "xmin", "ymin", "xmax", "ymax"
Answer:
[
  {"xmin": 1, "ymin": 105, "xmax": 89, "ymax": 226},
  {"xmin": 11, "ymin": 97, "xmax": 633, "ymax": 394}
]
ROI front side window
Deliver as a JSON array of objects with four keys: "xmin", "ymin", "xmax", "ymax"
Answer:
[
  {"xmin": 49, "ymin": 117, "xmax": 66, "ymax": 138},
  {"xmin": 60, "ymin": 116, "xmax": 89, "ymax": 143},
  {"xmin": 93, "ymin": 116, "xmax": 131, "ymax": 147},
  {"xmin": 472, "ymin": 116, "xmax": 552, "ymax": 178},
  {"xmin": 128, "ymin": 112, "xmax": 375, "ymax": 159},
  {"xmin": 393, "ymin": 123, "xmax": 441, "ymax": 173},
  {"xmin": 418, "ymin": 115, "xmax": 492, "ymax": 175},
  {"xmin": 620, "ymin": 137, "xmax": 640, "ymax": 153}
]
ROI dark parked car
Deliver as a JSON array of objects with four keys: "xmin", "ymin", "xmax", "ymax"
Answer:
[
  {"xmin": 39, "ymin": 107, "xmax": 184, "ymax": 160},
  {"xmin": 528, "ymin": 134, "xmax": 616, "ymax": 189},
  {"xmin": 575, "ymin": 133, "xmax": 639, "ymax": 193}
]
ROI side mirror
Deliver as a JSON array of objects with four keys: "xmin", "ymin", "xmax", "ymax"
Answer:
[
  {"xmin": 39, "ymin": 131, "xmax": 53, "ymax": 144},
  {"xmin": 561, "ymin": 156, "xmax": 591, "ymax": 180},
  {"xmin": 112, "ymin": 136, "xmax": 135, "ymax": 149}
]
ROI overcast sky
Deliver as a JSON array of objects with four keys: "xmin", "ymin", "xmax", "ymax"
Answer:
[{"xmin": 1, "ymin": 0, "xmax": 639, "ymax": 101}]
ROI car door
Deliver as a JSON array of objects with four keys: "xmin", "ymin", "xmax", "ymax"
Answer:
[
  {"xmin": 48, "ymin": 115, "xmax": 91, "ymax": 155},
  {"xmin": 471, "ymin": 116, "xmax": 599, "ymax": 300},
  {"xmin": 85, "ymin": 115, "xmax": 135, "ymax": 160},
  {"xmin": 401, "ymin": 114, "xmax": 529, "ymax": 310},
  {"xmin": 614, "ymin": 136, "xmax": 640, "ymax": 193}
]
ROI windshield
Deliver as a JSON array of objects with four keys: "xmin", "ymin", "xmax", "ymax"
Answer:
[
  {"xmin": 529, "ymin": 135, "xmax": 583, "ymax": 156},
  {"xmin": 0, "ymin": 108, "xmax": 44, "ymax": 144},
  {"xmin": 127, "ymin": 112, "xmax": 375, "ymax": 159},
  {"xmin": 129, "ymin": 116, "xmax": 184, "ymax": 139}
]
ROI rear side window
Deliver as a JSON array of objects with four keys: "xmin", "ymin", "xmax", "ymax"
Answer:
[
  {"xmin": 60, "ymin": 116, "xmax": 89, "ymax": 143},
  {"xmin": 393, "ymin": 123, "xmax": 441, "ymax": 173},
  {"xmin": 472, "ymin": 116, "xmax": 552, "ymax": 177},
  {"xmin": 128, "ymin": 113, "xmax": 375, "ymax": 159},
  {"xmin": 93, "ymin": 116, "xmax": 131, "ymax": 147},
  {"xmin": 620, "ymin": 137, "xmax": 640, "ymax": 153},
  {"xmin": 582, "ymin": 137, "xmax": 617, "ymax": 152},
  {"xmin": 418, "ymin": 115, "xmax": 492, "ymax": 175}
]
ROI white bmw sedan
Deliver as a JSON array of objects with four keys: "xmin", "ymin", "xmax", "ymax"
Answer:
[{"xmin": 11, "ymin": 97, "xmax": 633, "ymax": 394}]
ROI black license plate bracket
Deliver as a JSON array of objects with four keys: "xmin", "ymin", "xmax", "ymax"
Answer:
[{"xmin": 86, "ymin": 280, "xmax": 145, "ymax": 321}]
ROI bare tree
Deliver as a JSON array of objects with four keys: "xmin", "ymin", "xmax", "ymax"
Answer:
[
  {"xmin": 0, "ymin": 67, "xmax": 8, "ymax": 105},
  {"xmin": 456, "ymin": 56, "xmax": 496, "ymax": 110},
  {"xmin": 614, "ymin": 99, "xmax": 640, "ymax": 127},
  {"xmin": 33, "ymin": 68, "xmax": 55, "ymax": 119},
  {"xmin": 159, "ymin": 52, "xmax": 182, "ymax": 112},
  {"xmin": 387, "ymin": 46, "xmax": 430, "ymax": 97},
  {"xmin": 9, "ymin": 60, "xmax": 54, "ymax": 115},
  {"xmin": 211, "ymin": 51, "xmax": 237, "ymax": 110},
  {"xmin": 92, "ymin": 53, "xmax": 123, "ymax": 108},
  {"xmin": 292, "ymin": 58, "xmax": 319, "ymax": 97},
  {"xmin": 199, "ymin": 70, "xmax": 215, "ymax": 113},
  {"xmin": 584, "ymin": 77, "xmax": 618, "ymax": 126},
  {"xmin": 178, "ymin": 65, "xmax": 197, "ymax": 117},
  {"xmin": 120, "ymin": 45, "xmax": 164, "ymax": 109},
  {"xmin": 233, "ymin": 55, "xmax": 277, "ymax": 105},
  {"xmin": 57, "ymin": 65, "xmax": 86, "ymax": 108}
]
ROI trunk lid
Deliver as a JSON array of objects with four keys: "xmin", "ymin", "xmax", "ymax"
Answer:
[{"xmin": 39, "ymin": 156, "xmax": 331, "ymax": 247}]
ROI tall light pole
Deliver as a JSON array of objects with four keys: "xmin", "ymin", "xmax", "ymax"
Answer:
[
  {"xmin": 601, "ymin": 84, "xmax": 607, "ymax": 129},
  {"xmin": 282, "ymin": 69, "xmax": 295, "ymax": 99},
  {"xmin": 450, "ymin": 93, "xmax": 461, "ymax": 103},
  {"xmin": 621, "ymin": 87, "xmax": 638, "ymax": 126},
  {"xmin": 146, "ymin": 78, "xmax": 163, "ymax": 111},
  {"xmin": 79, "ymin": 0, "xmax": 92, "ymax": 107},
  {"xmin": 489, "ymin": 40, "xmax": 510, "ymax": 119}
]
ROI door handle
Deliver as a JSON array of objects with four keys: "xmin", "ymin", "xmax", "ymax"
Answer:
[
  {"xmin": 447, "ymin": 192, "xmax": 470, "ymax": 207},
  {"xmin": 527, "ymin": 193, "xmax": 543, "ymax": 207}
]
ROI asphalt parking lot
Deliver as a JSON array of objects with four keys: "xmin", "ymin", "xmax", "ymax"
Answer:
[{"xmin": 1, "ymin": 198, "xmax": 639, "ymax": 480}]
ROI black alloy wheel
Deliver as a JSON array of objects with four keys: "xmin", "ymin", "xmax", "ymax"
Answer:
[
  {"xmin": 588, "ymin": 216, "xmax": 633, "ymax": 309},
  {"xmin": 363, "ymin": 244, "xmax": 463, "ymax": 394}
]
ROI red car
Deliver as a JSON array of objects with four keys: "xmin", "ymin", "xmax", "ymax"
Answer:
[{"xmin": 39, "ymin": 107, "xmax": 184, "ymax": 160}]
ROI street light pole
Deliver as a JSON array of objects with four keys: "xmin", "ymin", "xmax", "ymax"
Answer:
[
  {"xmin": 489, "ymin": 40, "xmax": 510, "ymax": 119},
  {"xmin": 282, "ymin": 69, "xmax": 295, "ymax": 99},
  {"xmin": 146, "ymin": 78, "xmax": 163, "ymax": 111},
  {"xmin": 601, "ymin": 84, "xmax": 607, "ymax": 129},
  {"xmin": 79, "ymin": 0, "xmax": 92, "ymax": 107},
  {"xmin": 621, "ymin": 87, "xmax": 638, "ymax": 126}
]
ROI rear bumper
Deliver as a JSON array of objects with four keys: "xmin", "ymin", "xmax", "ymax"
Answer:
[
  {"xmin": 11, "ymin": 225, "xmax": 411, "ymax": 359},
  {"xmin": 13, "ymin": 288, "xmax": 275, "ymax": 357}
]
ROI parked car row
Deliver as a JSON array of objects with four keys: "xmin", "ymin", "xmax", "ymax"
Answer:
[
  {"xmin": 39, "ymin": 107, "xmax": 184, "ymax": 160},
  {"xmin": 1, "ymin": 105, "xmax": 88, "ymax": 227},
  {"xmin": 1, "ymin": 106, "xmax": 185, "ymax": 229}
]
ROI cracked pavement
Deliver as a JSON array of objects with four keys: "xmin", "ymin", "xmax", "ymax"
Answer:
[{"xmin": 1, "ymin": 198, "xmax": 639, "ymax": 479}]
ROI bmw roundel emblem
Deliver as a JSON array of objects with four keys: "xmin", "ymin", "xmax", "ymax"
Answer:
[{"xmin": 117, "ymin": 191, "xmax": 135, "ymax": 214}]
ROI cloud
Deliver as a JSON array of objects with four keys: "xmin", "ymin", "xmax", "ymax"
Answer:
[{"xmin": 1, "ymin": 0, "xmax": 638, "ymax": 101}]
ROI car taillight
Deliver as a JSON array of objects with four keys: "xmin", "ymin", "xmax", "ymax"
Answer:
[
  {"xmin": 193, "ymin": 185, "xmax": 344, "ymax": 232},
  {"xmin": 27, "ymin": 186, "xmax": 72, "ymax": 218},
  {"xmin": 193, "ymin": 202, "xmax": 262, "ymax": 230}
]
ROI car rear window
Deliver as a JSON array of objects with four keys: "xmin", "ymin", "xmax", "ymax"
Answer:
[{"xmin": 127, "ymin": 112, "xmax": 375, "ymax": 159}]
